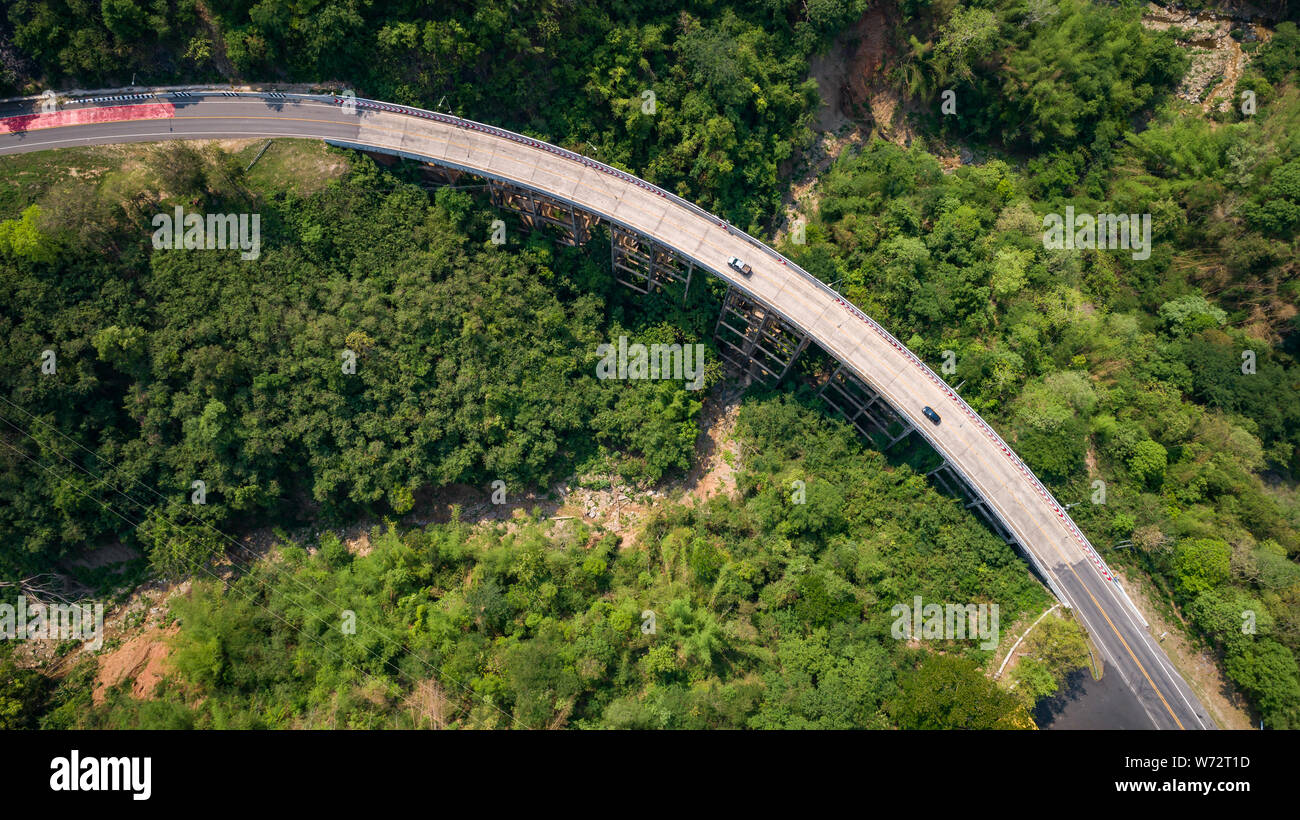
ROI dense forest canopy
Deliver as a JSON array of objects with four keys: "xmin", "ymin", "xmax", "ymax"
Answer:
[
  {"xmin": 0, "ymin": 143, "xmax": 719, "ymax": 578},
  {"xmin": 2, "ymin": 0, "xmax": 1300, "ymax": 729},
  {"xmin": 11, "ymin": 397, "xmax": 1066, "ymax": 729},
  {"xmin": 779, "ymin": 13, "xmax": 1300, "ymax": 727}
]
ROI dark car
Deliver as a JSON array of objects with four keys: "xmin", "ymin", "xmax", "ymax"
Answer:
[{"xmin": 922, "ymin": 406, "xmax": 941, "ymax": 425}]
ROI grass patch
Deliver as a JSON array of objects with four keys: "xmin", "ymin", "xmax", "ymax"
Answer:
[
  {"xmin": 0, "ymin": 138, "xmax": 352, "ymax": 221},
  {"xmin": 238, "ymin": 139, "xmax": 351, "ymax": 198},
  {"xmin": 0, "ymin": 147, "xmax": 118, "ymax": 218}
]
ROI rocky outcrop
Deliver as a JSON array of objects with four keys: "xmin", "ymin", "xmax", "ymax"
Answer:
[{"xmin": 1142, "ymin": 2, "xmax": 1272, "ymax": 112}]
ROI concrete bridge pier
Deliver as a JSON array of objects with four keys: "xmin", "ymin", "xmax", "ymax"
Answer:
[
  {"xmin": 487, "ymin": 179, "xmax": 598, "ymax": 246},
  {"xmin": 927, "ymin": 461, "xmax": 1019, "ymax": 542},
  {"xmin": 818, "ymin": 363, "xmax": 914, "ymax": 449},
  {"xmin": 418, "ymin": 163, "xmax": 465, "ymax": 187},
  {"xmin": 610, "ymin": 224, "xmax": 694, "ymax": 301},
  {"xmin": 713, "ymin": 288, "xmax": 810, "ymax": 385},
  {"xmin": 927, "ymin": 461, "xmax": 1071, "ymax": 603}
]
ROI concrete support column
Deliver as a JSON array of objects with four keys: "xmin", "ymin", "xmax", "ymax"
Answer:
[
  {"xmin": 819, "ymin": 363, "xmax": 912, "ymax": 445},
  {"xmin": 488, "ymin": 180, "xmax": 598, "ymax": 245},
  {"xmin": 610, "ymin": 224, "xmax": 694, "ymax": 301},
  {"xmin": 714, "ymin": 287, "xmax": 810, "ymax": 385}
]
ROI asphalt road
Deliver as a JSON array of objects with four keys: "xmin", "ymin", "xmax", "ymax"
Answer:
[{"xmin": 0, "ymin": 90, "xmax": 1216, "ymax": 729}]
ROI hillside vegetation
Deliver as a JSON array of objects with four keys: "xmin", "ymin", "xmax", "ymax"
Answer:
[
  {"xmin": 2, "ymin": 1, "xmax": 1299, "ymax": 728},
  {"xmin": 782, "ymin": 10, "xmax": 1300, "ymax": 727},
  {"xmin": 18, "ymin": 397, "xmax": 1059, "ymax": 730}
]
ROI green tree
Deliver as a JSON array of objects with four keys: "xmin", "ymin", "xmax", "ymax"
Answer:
[
  {"xmin": 1172, "ymin": 538, "xmax": 1231, "ymax": 599},
  {"xmin": 1128, "ymin": 439, "xmax": 1168, "ymax": 488},
  {"xmin": 889, "ymin": 654, "xmax": 1033, "ymax": 729},
  {"xmin": 0, "ymin": 205, "xmax": 59, "ymax": 264}
]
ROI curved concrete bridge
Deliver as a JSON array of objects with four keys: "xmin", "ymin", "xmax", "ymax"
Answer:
[{"xmin": 0, "ymin": 87, "xmax": 1214, "ymax": 729}]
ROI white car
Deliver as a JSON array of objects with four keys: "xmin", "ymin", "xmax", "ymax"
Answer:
[{"xmin": 727, "ymin": 256, "xmax": 753, "ymax": 277}]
